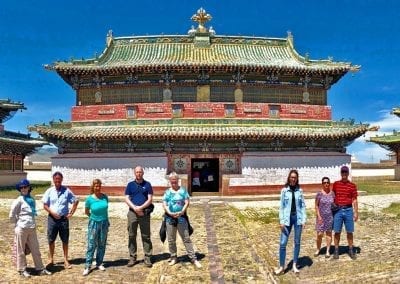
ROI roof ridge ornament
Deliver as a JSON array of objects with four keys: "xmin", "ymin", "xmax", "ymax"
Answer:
[
  {"xmin": 190, "ymin": 7, "xmax": 213, "ymax": 34},
  {"xmin": 106, "ymin": 30, "xmax": 113, "ymax": 47}
]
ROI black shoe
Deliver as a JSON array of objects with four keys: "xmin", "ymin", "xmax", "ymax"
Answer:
[
  {"xmin": 144, "ymin": 256, "xmax": 152, "ymax": 268},
  {"xmin": 127, "ymin": 257, "xmax": 137, "ymax": 267},
  {"xmin": 333, "ymin": 250, "xmax": 339, "ymax": 260},
  {"xmin": 349, "ymin": 250, "xmax": 357, "ymax": 260}
]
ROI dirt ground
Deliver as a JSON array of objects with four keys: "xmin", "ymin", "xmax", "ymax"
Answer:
[{"xmin": 0, "ymin": 197, "xmax": 399, "ymax": 283}]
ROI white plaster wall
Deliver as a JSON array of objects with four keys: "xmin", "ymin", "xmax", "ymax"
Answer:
[
  {"xmin": 51, "ymin": 153, "xmax": 168, "ymax": 187},
  {"xmin": 231, "ymin": 152, "xmax": 351, "ymax": 186}
]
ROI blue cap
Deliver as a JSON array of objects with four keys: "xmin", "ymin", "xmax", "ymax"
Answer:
[{"xmin": 16, "ymin": 179, "xmax": 31, "ymax": 191}]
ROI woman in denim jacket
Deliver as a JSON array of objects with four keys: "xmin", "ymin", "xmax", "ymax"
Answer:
[{"xmin": 274, "ymin": 169, "xmax": 307, "ymax": 275}]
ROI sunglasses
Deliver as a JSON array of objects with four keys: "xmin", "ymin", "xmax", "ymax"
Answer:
[
  {"xmin": 341, "ymin": 171, "xmax": 349, "ymax": 174},
  {"xmin": 322, "ymin": 181, "xmax": 330, "ymax": 184},
  {"xmin": 20, "ymin": 185, "xmax": 29, "ymax": 189}
]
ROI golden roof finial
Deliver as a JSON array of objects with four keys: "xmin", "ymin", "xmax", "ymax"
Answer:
[{"xmin": 191, "ymin": 7, "xmax": 212, "ymax": 33}]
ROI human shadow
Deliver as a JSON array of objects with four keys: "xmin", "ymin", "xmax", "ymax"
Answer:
[
  {"xmin": 285, "ymin": 256, "xmax": 313, "ymax": 273},
  {"xmin": 174, "ymin": 252, "xmax": 206, "ymax": 264}
]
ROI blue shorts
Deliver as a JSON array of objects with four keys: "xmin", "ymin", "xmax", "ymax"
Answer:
[
  {"xmin": 47, "ymin": 215, "xmax": 69, "ymax": 243},
  {"xmin": 333, "ymin": 207, "xmax": 354, "ymax": 233}
]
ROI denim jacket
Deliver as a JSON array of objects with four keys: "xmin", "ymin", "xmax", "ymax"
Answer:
[{"xmin": 279, "ymin": 186, "xmax": 307, "ymax": 226}]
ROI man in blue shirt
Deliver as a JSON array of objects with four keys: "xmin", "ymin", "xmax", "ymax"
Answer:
[
  {"xmin": 125, "ymin": 166, "xmax": 153, "ymax": 268},
  {"xmin": 42, "ymin": 171, "xmax": 79, "ymax": 269}
]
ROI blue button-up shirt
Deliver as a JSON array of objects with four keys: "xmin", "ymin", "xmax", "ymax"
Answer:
[{"xmin": 42, "ymin": 186, "xmax": 78, "ymax": 216}]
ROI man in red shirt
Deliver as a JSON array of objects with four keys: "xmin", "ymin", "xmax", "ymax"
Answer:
[{"xmin": 332, "ymin": 166, "xmax": 358, "ymax": 260}]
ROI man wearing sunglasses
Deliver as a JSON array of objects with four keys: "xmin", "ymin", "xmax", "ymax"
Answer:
[{"xmin": 332, "ymin": 166, "xmax": 358, "ymax": 260}]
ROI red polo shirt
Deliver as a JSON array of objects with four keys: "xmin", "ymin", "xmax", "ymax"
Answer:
[{"xmin": 332, "ymin": 180, "xmax": 358, "ymax": 206}]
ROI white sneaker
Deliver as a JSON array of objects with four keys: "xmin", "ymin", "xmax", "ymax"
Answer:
[
  {"xmin": 20, "ymin": 270, "xmax": 31, "ymax": 278},
  {"xmin": 292, "ymin": 265, "xmax": 300, "ymax": 274},
  {"xmin": 192, "ymin": 260, "xmax": 202, "ymax": 268},
  {"xmin": 97, "ymin": 264, "xmax": 106, "ymax": 271},
  {"xmin": 82, "ymin": 268, "xmax": 90, "ymax": 276},
  {"xmin": 169, "ymin": 258, "xmax": 178, "ymax": 266}
]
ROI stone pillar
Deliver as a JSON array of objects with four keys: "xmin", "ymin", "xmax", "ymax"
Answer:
[{"xmin": 395, "ymin": 164, "xmax": 400, "ymax": 180}]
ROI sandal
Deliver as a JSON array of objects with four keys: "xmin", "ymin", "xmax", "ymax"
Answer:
[
  {"xmin": 314, "ymin": 249, "xmax": 320, "ymax": 257},
  {"xmin": 64, "ymin": 262, "xmax": 72, "ymax": 269}
]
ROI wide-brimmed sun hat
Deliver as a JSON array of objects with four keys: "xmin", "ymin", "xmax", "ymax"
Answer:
[{"xmin": 16, "ymin": 179, "xmax": 32, "ymax": 191}]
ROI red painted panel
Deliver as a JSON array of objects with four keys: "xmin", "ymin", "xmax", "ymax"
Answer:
[{"xmin": 71, "ymin": 103, "xmax": 332, "ymax": 122}]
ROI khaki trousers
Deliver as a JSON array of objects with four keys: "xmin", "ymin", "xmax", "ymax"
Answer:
[{"xmin": 15, "ymin": 226, "xmax": 45, "ymax": 272}]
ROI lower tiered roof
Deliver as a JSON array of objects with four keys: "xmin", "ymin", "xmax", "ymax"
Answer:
[
  {"xmin": 0, "ymin": 130, "xmax": 48, "ymax": 155},
  {"xmin": 32, "ymin": 119, "xmax": 369, "ymax": 141}
]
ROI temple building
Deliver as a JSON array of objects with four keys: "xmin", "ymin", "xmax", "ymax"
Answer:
[
  {"xmin": 0, "ymin": 99, "xmax": 47, "ymax": 186},
  {"xmin": 370, "ymin": 107, "xmax": 400, "ymax": 180},
  {"xmin": 31, "ymin": 8, "xmax": 370, "ymax": 195}
]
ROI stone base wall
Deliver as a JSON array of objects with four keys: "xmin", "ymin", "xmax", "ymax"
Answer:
[
  {"xmin": 50, "ymin": 151, "xmax": 351, "ymax": 196},
  {"xmin": 51, "ymin": 153, "xmax": 168, "ymax": 190},
  {"xmin": 223, "ymin": 152, "xmax": 351, "ymax": 195}
]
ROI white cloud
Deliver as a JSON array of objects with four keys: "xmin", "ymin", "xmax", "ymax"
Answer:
[{"xmin": 349, "ymin": 109, "xmax": 398, "ymax": 163}]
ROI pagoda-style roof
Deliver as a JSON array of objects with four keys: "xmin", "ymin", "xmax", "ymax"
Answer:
[
  {"xmin": 370, "ymin": 131, "xmax": 400, "ymax": 151},
  {"xmin": 392, "ymin": 107, "xmax": 400, "ymax": 118},
  {"xmin": 46, "ymin": 8, "xmax": 359, "ymax": 87},
  {"xmin": 369, "ymin": 107, "xmax": 400, "ymax": 151},
  {"xmin": 0, "ymin": 130, "xmax": 48, "ymax": 156},
  {"xmin": 0, "ymin": 99, "xmax": 26, "ymax": 123},
  {"xmin": 31, "ymin": 119, "xmax": 369, "ymax": 142}
]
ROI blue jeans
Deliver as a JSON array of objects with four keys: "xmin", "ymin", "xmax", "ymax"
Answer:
[
  {"xmin": 333, "ymin": 207, "xmax": 354, "ymax": 233},
  {"xmin": 279, "ymin": 214, "xmax": 303, "ymax": 267}
]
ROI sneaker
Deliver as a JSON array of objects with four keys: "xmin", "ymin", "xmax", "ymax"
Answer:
[
  {"xmin": 273, "ymin": 267, "xmax": 284, "ymax": 275},
  {"xmin": 20, "ymin": 270, "xmax": 31, "ymax": 278},
  {"xmin": 313, "ymin": 249, "xmax": 320, "ymax": 257},
  {"xmin": 82, "ymin": 268, "xmax": 90, "ymax": 276},
  {"xmin": 127, "ymin": 257, "xmax": 137, "ymax": 267},
  {"xmin": 169, "ymin": 257, "xmax": 178, "ymax": 266},
  {"xmin": 349, "ymin": 250, "xmax": 357, "ymax": 260},
  {"xmin": 98, "ymin": 264, "xmax": 106, "ymax": 271},
  {"xmin": 144, "ymin": 256, "xmax": 153, "ymax": 268},
  {"xmin": 192, "ymin": 260, "xmax": 202, "ymax": 268},
  {"xmin": 292, "ymin": 265, "xmax": 300, "ymax": 274},
  {"xmin": 39, "ymin": 269, "xmax": 52, "ymax": 275}
]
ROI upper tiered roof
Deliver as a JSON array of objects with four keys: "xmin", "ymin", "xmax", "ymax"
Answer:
[{"xmin": 46, "ymin": 8, "xmax": 359, "ymax": 86}]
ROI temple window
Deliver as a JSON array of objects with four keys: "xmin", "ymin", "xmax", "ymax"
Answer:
[
  {"xmin": 126, "ymin": 105, "xmax": 137, "ymax": 118},
  {"xmin": 269, "ymin": 105, "xmax": 281, "ymax": 118},
  {"xmin": 0, "ymin": 158, "xmax": 12, "ymax": 170},
  {"xmin": 224, "ymin": 104, "xmax": 236, "ymax": 117}
]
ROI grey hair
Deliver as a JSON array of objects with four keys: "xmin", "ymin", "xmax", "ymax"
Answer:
[{"xmin": 168, "ymin": 172, "xmax": 179, "ymax": 179}]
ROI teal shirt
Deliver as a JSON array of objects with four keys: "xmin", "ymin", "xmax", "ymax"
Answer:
[
  {"xmin": 85, "ymin": 194, "xmax": 109, "ymax": 222},
  {"xmin": 163, "ymin": 187, "xmax": 189, "ymax": 213}
]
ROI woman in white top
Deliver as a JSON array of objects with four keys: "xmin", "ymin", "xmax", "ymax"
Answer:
[{"xmin": 9, "ymin": 179, "xmax": 51, "ymax": 278}]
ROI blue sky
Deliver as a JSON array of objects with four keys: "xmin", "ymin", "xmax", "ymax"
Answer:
[{"xmin": 0, "ymin": 0, "xmax": 399, "ymax": 163}]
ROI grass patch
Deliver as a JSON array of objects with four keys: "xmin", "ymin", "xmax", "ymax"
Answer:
[
  {"xmin": 230, "ymin": 206, "xmax": 278, "ymax": 225},
  {"xmin": 356, "ymin": 180, "xmax": 400, "ymax": 195},
  {"xmin": 0, "ymin": 182, "xmax": 50, "ymax": 199},
  {"xmin": 382, "ymin": 202, "xmax": 400, "ymax": 217}
]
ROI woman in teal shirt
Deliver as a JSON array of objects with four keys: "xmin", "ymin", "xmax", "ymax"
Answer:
[
  {"xmin": 83, "ymin": 179, "xmax": 109, "ymax": 276},
  {"xmin": 162, "ymin": 172, "xmax": 201, "ymax": 268}
]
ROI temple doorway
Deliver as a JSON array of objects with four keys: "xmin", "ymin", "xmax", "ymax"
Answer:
[{"xmin": 191, "ymin": 158, "xmax": 219, "ymax": 192}]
